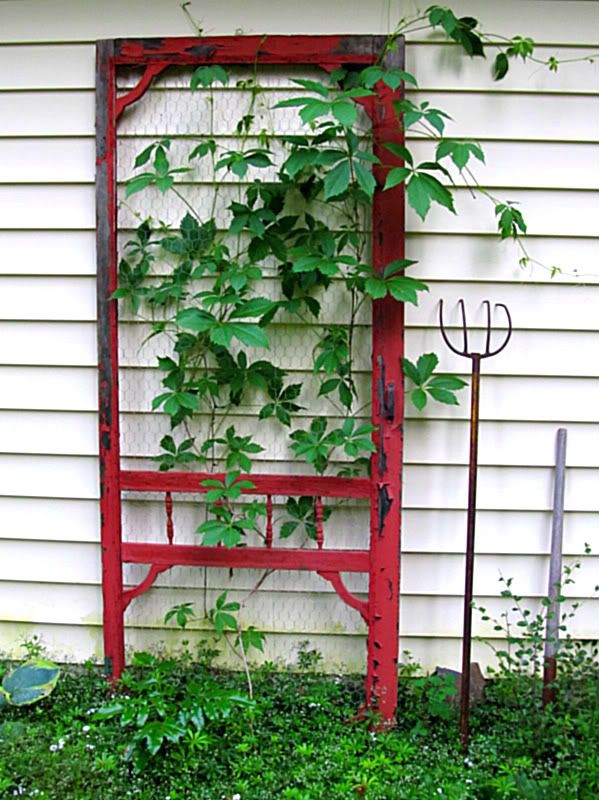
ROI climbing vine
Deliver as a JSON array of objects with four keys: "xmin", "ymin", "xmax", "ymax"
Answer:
[{"xmin": 114, "ymin": 5, "xmax": 595, "ymax": 659}]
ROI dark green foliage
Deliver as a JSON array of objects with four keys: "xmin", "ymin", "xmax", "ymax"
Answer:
[{"xmin": 1, "ymin": 648, "xmax": 598, "ymax": 799}]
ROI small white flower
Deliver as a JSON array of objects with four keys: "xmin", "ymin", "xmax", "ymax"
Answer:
[
  {"xmin": 57, "ymin": 738, "xmax": 65, "ymax": 750},
  {"xmin": 82, "ymin": 725, "xmax": 90, "ymax": 733},
  {"xmin": 232, "ymin": 794, "xmax": 242, "ymax": 800},
  {"xmin": 86, "ymin": 743, "xmax": 95, "ymax": 751}
]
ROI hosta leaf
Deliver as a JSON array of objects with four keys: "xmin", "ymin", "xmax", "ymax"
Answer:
[{"xmin": 2, "ymin": 660, "xmax": 60, "ymax": 707}]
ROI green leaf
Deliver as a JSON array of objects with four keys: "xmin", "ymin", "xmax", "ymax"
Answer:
[
  {"xmin": 384, "ymin": 166, "xmax": 411, "ymax": 190},
  {"xmin": 416, "ymin": 352, "xmax": 439, "ymax": 382},
  {"xmin": 291, "ymin": 78, "xmax": 330, "ymax": 97},
  {"xmin": 134, "ymin": 144, "xmax": 155, "ymax": 168},
  {"xmin": 229, "ymin": 297, "xmax": 276, "ymax": 320},
  {"xmin": 401, "ymin": 358, "xmax": 421, "ymax": 385},
  {"xmin": 493, "ymin": 52, "xmax": 510, "ymax": 81},
  {"xmin": 406, "ymin": 174, "xmax": 431, "ymax": 219},
  {"xmin": 2, "ymin": 660, "xmax": 60, "ymax": 707},
  {"xmin": 354, "ymin": 161, "xmax": 376, "ymax": 197},
  {"xmin": 323, "ymin": 159, "xmax": 351, "ymax": 200},
  {"xmin": 228, "ymin": 323, "xmax": 270, "ymax": 349},
  {"xmin": 383, "ymin": 142, "xmax": 414, "ymax": 166},
  {"xmin": 428, "ymin": 375, "xmax": 467, "ymax": 391},
  {"xmin": 411, "ymin": 388, "xmax": 428, "ymax": 410},
  {"xmin": 176, "ymin": 307, "xmax": 215, "ymax": 332},
  {"xmin": 427, "ymin": 386, "xmax": 460, "ymax": 405},
  {"xmin": 364, "ymin": 277, "xmax": 388, "ymax": 299},
  {"xmin": 383, "ymin": 258, "xmax": 418, "ymax": 278},
  {"xmin": 154, "ymin": 146, "xmax": 169, "ymax": 176},
  {"xmin": 125, "ymin": 174, "xmax": 155, "ymax": 197},
  {"xmin": 331, "ymin": 100, "xmax": 357, "ymax": 127},
  {"xmin": 299, "ymin": 100, "xmax": 331, "ymax": 124},
  {"xmin": 190, "ymin": 64, "xmax": 228, "ymax": 90}
]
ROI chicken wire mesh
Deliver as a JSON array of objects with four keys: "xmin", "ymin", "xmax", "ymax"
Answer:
[{"xmin": 115, "ymin": 64, "xmax": 373, "ymax": 658}]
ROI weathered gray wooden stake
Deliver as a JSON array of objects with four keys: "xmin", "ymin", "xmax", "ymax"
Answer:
[{"xmin": 542, "ymin": 427, "xmax": 567, "ymax": 708}]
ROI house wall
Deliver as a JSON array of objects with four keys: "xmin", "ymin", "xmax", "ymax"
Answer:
[{"xmin": 0, "ymin": 0, "xmax": 598, "ymax": 671}]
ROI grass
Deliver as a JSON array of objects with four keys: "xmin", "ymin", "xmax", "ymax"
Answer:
[{"xmin": 1, "ymin": 641, "xmax": 598, "ymax": 800}]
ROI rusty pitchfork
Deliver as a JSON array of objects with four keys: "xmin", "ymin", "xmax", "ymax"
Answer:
[{"xmin": 438, "ymin": 299, "xmax": 513, "ymax": 751}]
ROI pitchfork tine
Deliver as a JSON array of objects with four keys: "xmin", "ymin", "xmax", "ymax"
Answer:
[
  {"xmin": 439, "ymin": 299, "xmax": 467, "ymax": 356},
  {"xmin": 483, "ymin": 300, "xmax": 492, "ymax": 355},
  {"xmin": 484, "ymin": 303, "xmax": 513, "ymax": 358},
  {"xmin": 459, "ymin": 299, "xmax": 469, "ymax": 354}
]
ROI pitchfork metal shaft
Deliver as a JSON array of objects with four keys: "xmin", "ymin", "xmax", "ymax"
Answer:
[
  {"xmin": 460, "ymin": 352, "xmax": 481, "ymax": 751},
  {"xmin": 438, "ymin": 299, "xmax": 512, "ymax": 752}
]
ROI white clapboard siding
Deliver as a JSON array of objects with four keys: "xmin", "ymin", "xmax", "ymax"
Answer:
[
  {"xmin": 1, "ymin": 0, "xmax": 598, "ymax": 670},
  {"xmin": 0, "ymin": 0, "xmax": 598, "ymax": 44}
]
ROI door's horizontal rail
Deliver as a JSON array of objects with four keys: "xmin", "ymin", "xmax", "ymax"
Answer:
[
  {"xmin": 114, "ymin": 35, "xmax": 386, "ymax": 66},
  {"xmin": 120, "ymin": 469, "xmax": 372, "ymax": 499},
  {"xmin": 122, "ymin": 542, "xmax": 371, "ymax": 572}
]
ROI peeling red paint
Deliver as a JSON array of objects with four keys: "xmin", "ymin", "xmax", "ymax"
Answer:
[{"xmin": 96, "ymin": 35, "xmax": 405, "ymax": 720}]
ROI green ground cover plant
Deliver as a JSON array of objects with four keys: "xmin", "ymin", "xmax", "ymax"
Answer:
[{"xmin": 1, "ymin": 632, "xmax": 598, "ymax": 800}]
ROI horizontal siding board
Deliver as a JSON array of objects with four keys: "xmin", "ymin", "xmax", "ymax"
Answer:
[
  {"xmin": 1, "ymin": 230, "xmax": 595, "ymax": 282},
  {"xmin": 0, "ymin": 183, "xmax": 596, "ymax": 239},
  {"xmin": 0, "ymin": 277, "xmax": 96, "ymax": 320},
  {"xmin": 2, "ymin": 581, "xmax": 598, "ymax": 641},
  {"xmin": 0, "ymin": 454, "xmax": 99, "ymax": 499},
  {"xmin": 410, "ymin": 234, "xmax": 599, "ymax": 284},
  {"xmin": 0, "ymin": 367, "xmax": 97, "ymax": 410},
  {"xmin": 0, "ymin": 497, "xmax": 99, "ymax": 542},
  {"xmin": 0, "ymin": 231, "xmax": 96, "ymax": 276},
  {"xmin": 6, "ymin": 138, "xmax": 599, "ymax": 191},
  {"xmin": 2, "ymin": 42, "xmax": 597, "ymax": 94},
  {"xmin": 11, "ymin": 272, "xmax": 599, "ymax": 329},
  {"xmin": 403, "ymin": 465, "xmax": 599, "ymax": 512},
  {"xmin": 3, "ymin": 538, "xmax": 597, "ymax": 598},
  {"xmin": 0, "ymin": 411, "xmax": 98, "ymax": 456},
  {"xmin": 406, "ymin": 43, "xmax": 599, "ymax": 94},
  {"xmin": 0, "ymin": 91, "xmax": 94, "ymax": 136},
  {"xmin": 0, "ymin": 0, "xmax": 597, "ymax": 44},
  {"xmin": 0, "ymin": 497, "xmax": 594, "ymax": 557},
  {"xmin": 3, "ymin": 90, "xmax": 597, "ymax": 142},
  {"xmin": 1, "ymin": 451, "xmax": 598, "ymax": 512}
]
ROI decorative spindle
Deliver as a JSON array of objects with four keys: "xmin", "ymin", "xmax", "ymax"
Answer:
[
  {"xmin": 266, "ymin": 495, "xmax": 273, "ymax": 548},
  {"xmin": 316, "ymin": 497, "xmax": 324, "ymax": 550},
  {"xmin": 165, "ymin": 491, "xmax": 174, "ymax": 545}
]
